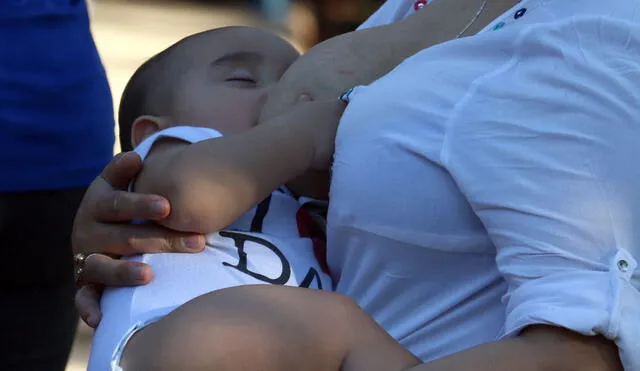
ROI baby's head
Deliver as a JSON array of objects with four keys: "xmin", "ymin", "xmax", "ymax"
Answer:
[{"xmin": 118, "ymin": 26, "xmax": 299, "ymax": 151}]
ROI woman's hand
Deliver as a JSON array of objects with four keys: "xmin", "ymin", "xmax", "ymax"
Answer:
[{"xmin": 72, "ymin": 152, "xmax": 206, "ymax": 326}]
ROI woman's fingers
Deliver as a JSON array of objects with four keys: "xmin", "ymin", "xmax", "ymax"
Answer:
[
  {"xmin": 81, "ymin": 223, "xmax": 205, "ymax": 255},
  {"xmin": 92, "ymin": 187, "xmax": 170, "ymax": 222},
  {"xmin": 81, "ymin": 253, "xmax": 154, "ymax": 287},
  {"xmin": 72, "ymin": 151, "xmax": 205, "ymax": 257},
  {"xmin": 89, "ymin": 153, "xmax": 170, "ymax": 222},
  {"xmin": 75, "ymin": 285, "xmax": 103, "ymax": 328},
  {"xmin": 74, "ymin": 189, "xmax": 204, "ymax": 256},
  {"xmin": 100, "ymin": 152, "xmax": 144, "ymax": 190}
]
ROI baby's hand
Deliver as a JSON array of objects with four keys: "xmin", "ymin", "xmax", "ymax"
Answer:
[{"xmin": 261, "ymin": 97, "xmax": 346, "ymax": 171}]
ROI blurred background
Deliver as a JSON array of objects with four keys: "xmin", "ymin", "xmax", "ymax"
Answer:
[{"xmin": 67, "ymin": 0, "xmax": 381, "ymax": 369}]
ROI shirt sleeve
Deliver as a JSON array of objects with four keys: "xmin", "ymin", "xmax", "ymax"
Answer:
[
  {"xmin": 442, "ymin": 18, "xmax": 640, "ymax": 370},
  {"xmin": 129, "ymin": 126, "xmax": 223, "ymax": 194},
  {"xmin": 133, "ymin": 126, "xmax": 223, "ymax": 161}
]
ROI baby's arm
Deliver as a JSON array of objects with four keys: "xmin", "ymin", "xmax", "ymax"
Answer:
[
  {"xmin": 121, "ymin": 285, "xmax": 420, "ymax": 371},
  {"xmin": 134, "ymin": 100, "xmax": 344, "ymax": 234},
  {"xmin": 134, "ymin": 125, "xmax": 311, "ymax": 234}
]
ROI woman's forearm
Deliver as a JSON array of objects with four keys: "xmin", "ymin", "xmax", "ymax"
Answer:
[{"xmin": 404, "ymin": 326, "xmax": 621, "ymax": 371}]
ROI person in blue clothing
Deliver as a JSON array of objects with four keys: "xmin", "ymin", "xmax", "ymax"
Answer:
[{"xmin": 0, "ymin": 1, "xmax": 114, "ymax": 370}]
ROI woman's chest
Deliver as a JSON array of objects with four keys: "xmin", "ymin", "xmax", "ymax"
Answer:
[{"xmin": 329, "ymin": 149, "xmax": 494, "ymax": 259}]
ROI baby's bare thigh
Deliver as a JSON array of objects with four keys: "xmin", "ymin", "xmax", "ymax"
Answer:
[
  {"xmin": 121, "ymin": 285, "xmax": 418, "ymax": 371},
  {"xmin": 120, "ymin": 285, "xmax": 358, "ymax": 371}
]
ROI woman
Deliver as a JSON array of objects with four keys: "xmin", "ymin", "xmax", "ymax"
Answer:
[
  {"xmin": 0, "ymin": 1, "xmax": 114, "ymax": 370},
  {"xmin": 73, "ymin": 0, "xmax": 639, "ymax": 370}
]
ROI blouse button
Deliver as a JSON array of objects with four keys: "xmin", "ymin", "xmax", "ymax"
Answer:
[
  {"xmin": 414, "ymin": 0, "xmax": 428, "ymax": 11},
  {"xmin": 514, "ymin": 8, "xmax": 527, "ymax": 19},
  {"xmin": 618, "ymin": 259, "xmax": 630, "ymax": 273}
]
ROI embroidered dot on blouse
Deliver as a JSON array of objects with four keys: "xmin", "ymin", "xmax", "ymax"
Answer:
[
  {"xmin": 514, "ymin": 8, "xmax": 527, "ymax": 19},
  {"xmin": 414, "ymin": 0, "xmax": 428, "ymax": 11},
  {"xmin": 618, "ymin": 259, "xmax": 630, "ymax": 273}
]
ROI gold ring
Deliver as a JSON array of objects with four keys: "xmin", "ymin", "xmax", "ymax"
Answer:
[{"xmin": 73, "ymin": 252, "xmax": 96, "ymax": 286}]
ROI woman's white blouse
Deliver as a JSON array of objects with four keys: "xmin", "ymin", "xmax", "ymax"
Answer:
[{"xmin": 329, "ymin": 0, "xmax": 640, "ymax": 369}]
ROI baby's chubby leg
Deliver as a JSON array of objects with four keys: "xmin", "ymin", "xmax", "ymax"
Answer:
[{"xmin": 121, "ymin": 285, "xmax": 419, "ymax": 371}]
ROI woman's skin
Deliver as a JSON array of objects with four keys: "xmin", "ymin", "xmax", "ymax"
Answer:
[{"xmin": 72, "ymin": 0, "xmax": 624, "ymax": 369}]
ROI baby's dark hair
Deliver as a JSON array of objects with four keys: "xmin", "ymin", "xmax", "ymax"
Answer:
[
  {"xmin": 118, "ymin": 27, "xmax": 231, "ymax": 152},
  {"xmin": 117, "ymin": 47, "xmax": 173, "ymax": 152}
]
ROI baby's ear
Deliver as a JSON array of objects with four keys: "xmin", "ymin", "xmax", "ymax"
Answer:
[{"xmin": 131, "ymin": 116, "xmax": 168, "ymax": 148}]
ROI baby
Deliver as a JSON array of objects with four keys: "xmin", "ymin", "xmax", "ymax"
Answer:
[{"xmin": 89, "ymin": 26, "xmax": 418, "ymax": 371}]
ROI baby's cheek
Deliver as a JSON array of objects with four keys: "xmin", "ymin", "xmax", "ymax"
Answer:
[
  {"xmin": 192, "ymin": 98, "xmax": 252, "ymax": 135},
  {"xmin": 220, "ymin": 93, "xmax": 265, "ymax": 134}
]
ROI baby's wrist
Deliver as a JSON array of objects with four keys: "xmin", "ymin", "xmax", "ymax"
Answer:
[{"xmin": 264, "ymin": 111, "xmax": 317, "ymax": 174}]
